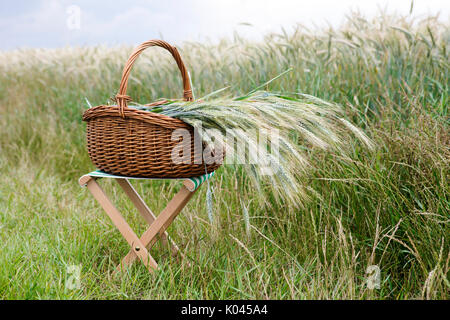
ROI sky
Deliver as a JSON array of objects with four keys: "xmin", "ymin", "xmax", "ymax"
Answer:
[{"xmin": 1, "ymin": 0, "xmax": 449, "ymax": 50}]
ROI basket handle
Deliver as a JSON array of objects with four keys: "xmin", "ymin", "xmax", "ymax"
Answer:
[{"xmin": 115, "ymin": 39, "xmax": 193, "ymax": 117}]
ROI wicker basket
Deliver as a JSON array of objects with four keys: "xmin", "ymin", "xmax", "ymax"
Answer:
[{"xmin": 82, "ymin": 40, "xmax": 223, "ymax": 178}]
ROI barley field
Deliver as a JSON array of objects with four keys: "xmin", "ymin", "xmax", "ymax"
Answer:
[{"xmin": 0, "ymin": 13, "xmax": 448, "ymax": 299}]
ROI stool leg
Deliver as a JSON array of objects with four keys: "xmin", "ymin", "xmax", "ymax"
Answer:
[
  {"xmin": 119, "ymin": 185, "xmax": 195, "ymax": 269},
  {"xmin": 116, "ymin": 178, "xmax": 180, "ymax": 254},
  {"xmin": 85, "ymin": 178, "xmax": 158, "ymax": 273}
]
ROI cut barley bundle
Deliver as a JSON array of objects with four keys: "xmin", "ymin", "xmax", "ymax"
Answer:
[{"xmin": 132, "ymin": 90, "xmax": 373, "ymax": 204}]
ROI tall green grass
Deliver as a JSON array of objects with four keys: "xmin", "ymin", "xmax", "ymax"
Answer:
[{"xmin": 0, "ymin": 12, "xmax": 448, "ymax": 299}]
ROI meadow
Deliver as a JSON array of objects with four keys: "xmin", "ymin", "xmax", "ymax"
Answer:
[{"xmin": 0, "ymin": 13, "xmax": 448, "ymax": 299}]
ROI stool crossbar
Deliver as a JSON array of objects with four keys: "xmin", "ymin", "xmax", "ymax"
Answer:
[{"xmin": 79, "ymin": 170, "xmax": 214, "ymax": 273}]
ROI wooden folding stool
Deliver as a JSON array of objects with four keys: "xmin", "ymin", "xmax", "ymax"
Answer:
[{"xmin": 79, "ymin": 170, "xmax": 214, "ymax": 273}]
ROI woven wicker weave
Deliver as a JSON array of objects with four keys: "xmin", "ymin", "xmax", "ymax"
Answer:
[{"xmin": 82, "ymin": 40, "xmax": 223, "ymax": 178}]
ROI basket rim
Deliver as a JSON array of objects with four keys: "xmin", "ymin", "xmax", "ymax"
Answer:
[{"xmin": 82, "ymin": 104, "xmax": 191, "ymax": 130}]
